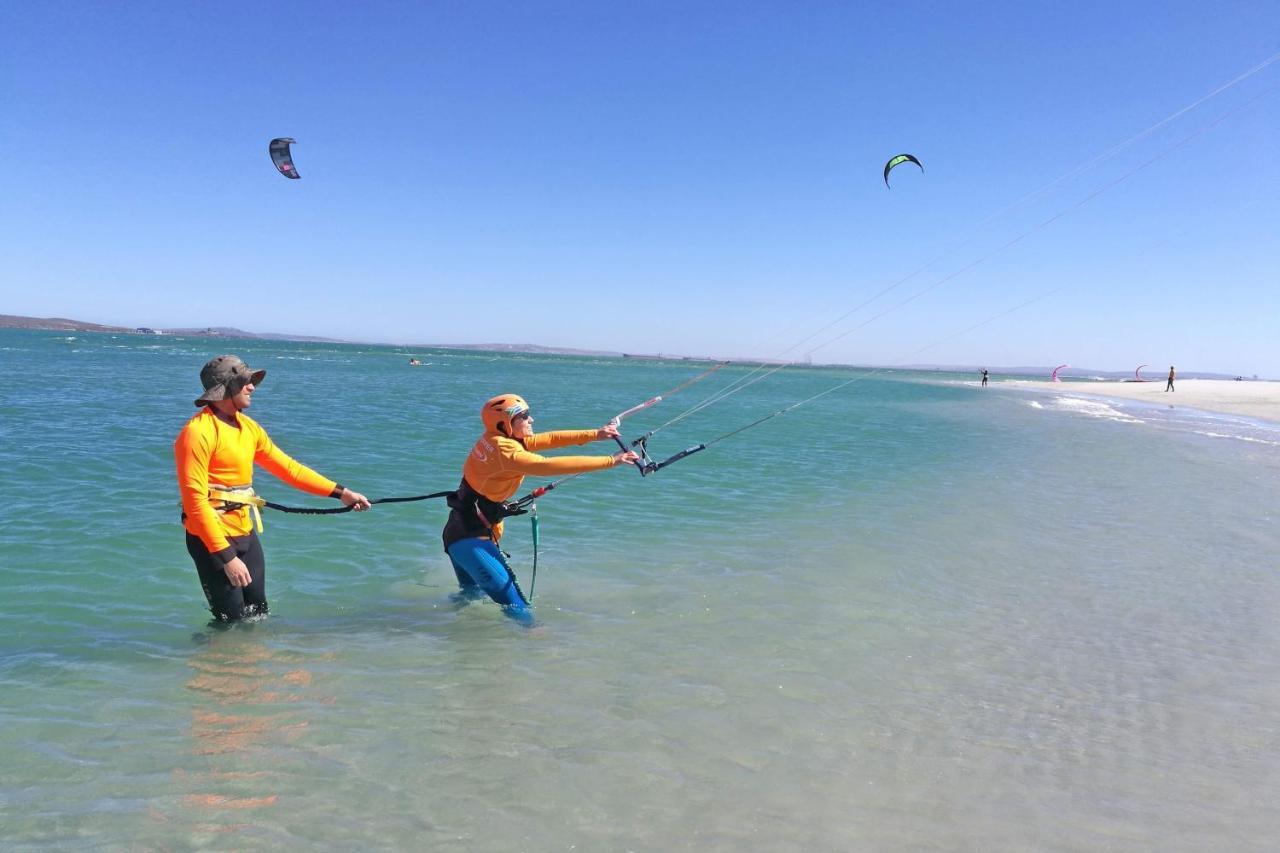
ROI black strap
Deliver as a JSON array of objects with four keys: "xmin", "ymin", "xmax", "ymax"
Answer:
[{"xmin": 262, "ymin": 491, "xmax": 455, "ymax": 515}]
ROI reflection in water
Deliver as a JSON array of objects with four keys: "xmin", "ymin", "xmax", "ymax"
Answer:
[{"xmin": 161, "ymin": 626, "xmax": 325, "ymax": 837}]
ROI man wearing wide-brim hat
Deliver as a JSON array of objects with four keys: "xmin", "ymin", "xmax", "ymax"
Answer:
[{"xmin": 175, "ymin": 355, "xmax": 371, "ymax": 622}]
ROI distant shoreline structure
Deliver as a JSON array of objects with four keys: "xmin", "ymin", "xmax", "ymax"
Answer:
[{"xmin": 623, "ymin": 353, "xmax": 705, "ymax": 361}]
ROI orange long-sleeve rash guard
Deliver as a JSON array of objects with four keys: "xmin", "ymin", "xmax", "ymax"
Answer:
[
  {"xmin": 459, "ymin": 429, "xmax": 615, "ymax": 541},
  {"xmin": 175, "ymin": 408, "xmax": 336, "ymax": 557}
]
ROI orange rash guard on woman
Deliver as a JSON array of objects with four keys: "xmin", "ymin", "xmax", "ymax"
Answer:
[
  {"xmin": 175, "ymin": 408, "xmax": 336, "ymax": 561},
  {"xmin": 456, "ymin": 429, "xmax": 614, "ymax": 543}
]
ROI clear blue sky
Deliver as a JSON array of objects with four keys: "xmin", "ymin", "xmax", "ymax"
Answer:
[{"xmin": 3, "ymin": 1, "xmax": 1277, "ymax": 374}]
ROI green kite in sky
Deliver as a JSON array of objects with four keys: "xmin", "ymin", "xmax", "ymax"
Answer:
[{"xmin": 883, "ymin": 153, "xmax": 922, "ymax": 188}]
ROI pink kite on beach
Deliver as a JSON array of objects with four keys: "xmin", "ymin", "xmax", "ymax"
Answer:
[
  {"xmin": 1051, "ymin": 364, "xmax": 1069, "ymax": 382},
  {"xmin": 1134, "ymin": 364, "xmax": 1148, "ymax": 382}
]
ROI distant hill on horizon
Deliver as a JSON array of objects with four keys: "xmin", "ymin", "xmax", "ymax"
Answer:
[
  {"xmin": 0, "ymin": 313, "xmax": 623, "ymax": 357},
  {"xmin": 0, "ymin": 314, "xmax": 344, "ymax": 342},
  {"xmin": 0, "ymin": 314, "xmax": 131, "ymax": 333}
]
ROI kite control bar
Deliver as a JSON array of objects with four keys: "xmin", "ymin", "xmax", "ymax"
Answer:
[
  {"xmin": 506, "ymin": 391, "xmax": 716, "ymax": 512},
  {"xmin": 624, "ymin": 432, "xmax": 706, "ymax": 475},
  {"xmin": 596, "ymin": 364, "xmax": 729, "ymax": 478},
  {"xmin": 648, "ymin": 443, "xmax": 707, "ymax": 472},
  {"xmin": 509, "ymin": 437, "xmax": 703, "ymax": 509},
  {"xmin": 612, "ymin": 434, "xmax": 649, "ymax": 476}
]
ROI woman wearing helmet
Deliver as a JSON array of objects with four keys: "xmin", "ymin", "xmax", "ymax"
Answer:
[{"xmin": 442, "ymin": 394, "xmax": 638, "ymax": 623}]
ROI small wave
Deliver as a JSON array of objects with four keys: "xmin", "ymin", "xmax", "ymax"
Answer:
[
  {"xmin": 1052, "ymin": 396, "xmax": 1144, "ymax": 424},
  {"xmin": 1193, "ymin": 430, "xmax": 1280, "ymax": 447},
  {"xmin": 1026, "ymin": 401, "xmax": 1044, "ymax": 409}
]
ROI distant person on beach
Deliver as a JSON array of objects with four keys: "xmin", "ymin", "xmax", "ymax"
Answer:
[
  {"xmin": 1166, "ymin": 365, "xmax": 1176, "ymax": 392},
  {"xmin": 981, "ymin": 369, "xmax": 989, "ymax": 387},
  {"xmin": 441, "ymin": 394, "xmax": 638, "ymax": 624},
  {"xmin": 175, "ymin": 355, "xmax": 371, "ymax": 622}
]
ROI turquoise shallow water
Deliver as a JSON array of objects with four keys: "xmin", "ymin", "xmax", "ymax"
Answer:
[{"xmin": 2, "ymin": 329, "xmax": 1279, "ymax": 850}]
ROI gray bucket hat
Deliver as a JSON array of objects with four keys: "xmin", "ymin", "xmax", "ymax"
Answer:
[{"xmin": 195, "ymin": 355, "xmax": 266, "ymax": 406}]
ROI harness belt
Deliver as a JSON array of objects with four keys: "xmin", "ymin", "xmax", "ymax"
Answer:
[{"xmin": 207, "ymin": 484, "xmax": 266, "ymax": 534}]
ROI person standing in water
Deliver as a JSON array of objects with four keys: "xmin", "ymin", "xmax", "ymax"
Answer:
[
  {"xmin": 175, "ymin": 355, "xmax": 371, "ymax": 622},
  {"xmin": 1166, "ymin": 365, "xmax": 1176, "ymax": 392},
  {"xmin": 442, "ymin": 394, "xmax": 637, "ymax": 624},
  {"xmin": 980, "ymin": 368, "xmax": 989, "ymax": 387}
]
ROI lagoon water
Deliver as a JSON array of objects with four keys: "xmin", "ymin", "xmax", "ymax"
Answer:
[{"xmin": 2, "ymin": 329, "xmax": 1279, "ymax": 850}]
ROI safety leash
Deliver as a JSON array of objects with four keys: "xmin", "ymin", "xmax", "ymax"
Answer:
[{"xmin": 260, "ymin": 490, "xmax": 456, "ymax": 514}]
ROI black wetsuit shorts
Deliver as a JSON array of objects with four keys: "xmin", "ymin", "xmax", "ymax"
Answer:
[{"xmin": 185, "ymin": 531, "xmax": 268, "ymax": 622}]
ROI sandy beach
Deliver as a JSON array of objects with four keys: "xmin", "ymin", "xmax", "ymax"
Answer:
[{"xmin": 1005, "ymin": 377, "xmax": 1280, "ymax": 425}]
